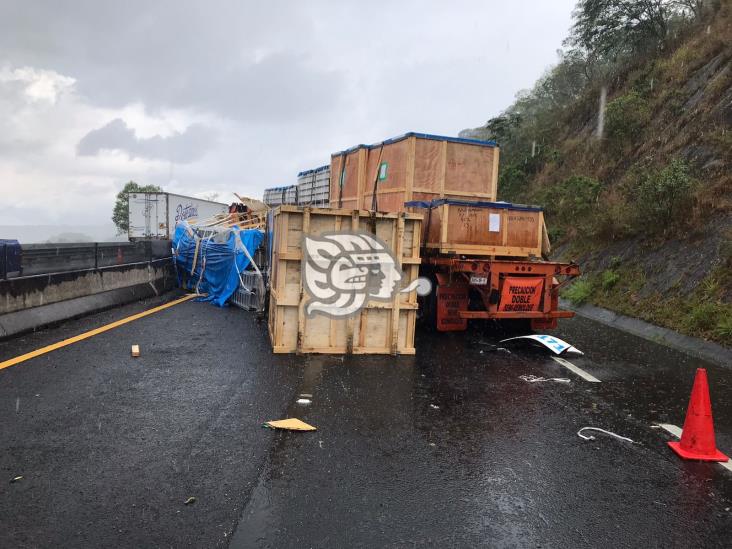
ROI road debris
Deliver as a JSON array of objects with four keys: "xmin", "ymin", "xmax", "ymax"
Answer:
[
  {"xmin": 501, "ymin": 335, "xmax": 583, "ymax": 355},
  {"xmin": 131, "ymin": 345, "xmax": 140, "ymax": 357},
  {"xmin": 577, "ymin": 427, "xmax": 635, "ymax": 444},
  {"xmin": 10, "ymin": 476, "xmax": 23, "ymax": 483},
  {"xmin": 429, "ymin": 404, "xmax": 440, "ymax": 410},
  {"xmin": 264, "ymin": 418, "xmax": 317, "ymax": 431},
  {"xmin": 296, "ymin": 398, "xmax": 311, "ymax": 405},
  {"xmin": 519, "ymin": 375, "xmax": 570, "ymax": 384},
  {"xmin": 184, "ymin": 497, "xmax": 196, "ymax": 505},
  {"xmin": 475, "ymin": 341, "xmax": 511, "ymax": 354}
]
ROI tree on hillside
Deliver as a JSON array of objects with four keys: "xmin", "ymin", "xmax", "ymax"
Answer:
[
  {"xmin": 112, "ymin": 181, "xmax": 163, "ymax": 235},
  {"xmin": 566, "ymin": 0, "xmax": 700, "ymax": 65}
]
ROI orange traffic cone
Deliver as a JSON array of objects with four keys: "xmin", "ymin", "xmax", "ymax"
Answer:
[{"xmin": 668, "ymin": 368, "xmax": 729, "ymax": 462}]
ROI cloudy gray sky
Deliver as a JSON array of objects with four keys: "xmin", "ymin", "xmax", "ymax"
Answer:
[{"xmin": 0, "ymin": 0, "xmax": 576, "ymax": 231}]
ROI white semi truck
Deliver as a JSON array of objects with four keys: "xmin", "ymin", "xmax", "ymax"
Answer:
[{"xmin": 127, "ymin": 192, "xmax": 228, "ymax": 240}]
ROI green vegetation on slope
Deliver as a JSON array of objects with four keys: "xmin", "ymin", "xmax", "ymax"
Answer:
[{"xmin": 462, "ymin": 0, "xmax": 731, "ymax": 346}]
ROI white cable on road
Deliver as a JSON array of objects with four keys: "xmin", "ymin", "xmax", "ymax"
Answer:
[
  {"xmin": 519, "ymin": 375, "xmax": 571, "ymax": 384},
  {"xmin": 577, "ymin": 427, "xmax": 635, "ymax": 444}
]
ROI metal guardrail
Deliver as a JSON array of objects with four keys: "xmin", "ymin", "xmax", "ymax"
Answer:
[{"xmin": 1, "ymin": 241, "xmax": 172, "ymax": 279}]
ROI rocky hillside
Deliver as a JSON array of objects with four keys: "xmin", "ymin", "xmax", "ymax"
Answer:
[{"xmin": 462, "ymin": 1, "xmax": 731, "ymax": 346}]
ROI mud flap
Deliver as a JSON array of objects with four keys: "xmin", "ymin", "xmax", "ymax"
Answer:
[
  {"xmin": 436, "ymin": 278, "xmax": 469, "ymax": 332},
  {"xmin": 530, "ymin": 277, "xmax": 559, "ymax": 331}
]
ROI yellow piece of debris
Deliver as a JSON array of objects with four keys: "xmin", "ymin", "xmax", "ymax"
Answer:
[
  {"xmin": 265, "ymin": 418, "xmax": 317, "ymax": 431},
  {"xmin": 131, "ymin": 345, "xmax": 140, "ymax": 357}
]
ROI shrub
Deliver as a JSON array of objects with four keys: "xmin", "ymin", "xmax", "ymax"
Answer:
[
  {"xmin": 542, "ymin": 175, "xmax": 602, "ymax": 221},
  {"xmin": 498, "ymin": 164, "xmax": 529, "ymax": 202},
  {"xmin": 563, "ymin": 279, "xmax": 594, "ymax": 304},
  {"xmin": 601, "ymin": 270, "xmax": 621, "ymax": 291},
  {"xmin": 547, "ymin": 226, "xmax": 566, "ymax": 243},
  {"xmin": 714, "ymin": 314, "xmax": 732, "ymax": 343},
  {"xmin": 683, "ymin": 301, "xmax": 720, "ymax": 333},
  {"xmin": 604, "ymin": 91, "xmax": 651, "ymax": 147},
  {"xmin": 624, "ymin": 158, "xmax": 696, "ymax": 231}
]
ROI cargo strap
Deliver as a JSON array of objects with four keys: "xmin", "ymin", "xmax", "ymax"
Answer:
[
  {"xmin": 577, "ymin": 427, "xmax": 635, "ymax": 443},
  {"xmin": 370, "ymin": 145, "xmax": 384, "ymax": 212}
]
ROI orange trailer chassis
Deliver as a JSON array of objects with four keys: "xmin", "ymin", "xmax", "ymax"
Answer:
[{"xmin": 421, "ymin": 256, "xmax": 580, "ymax": 332}]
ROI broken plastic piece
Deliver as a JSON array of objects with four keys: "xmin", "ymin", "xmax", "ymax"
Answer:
[
  {"xmin": 577, "ymin": 427, "xmax": 635, "ymax": 443},
  {"xmin": 10, "ymin": 476, "xmax": 22, "ymax": 483},
  {"xmin": 519, "ymin": 375, "xmax": 570, "ymax": 383},
  {"xmin": 184, "ymin": 497, "xmax": 196, "ymax": 505},
  {"xmin": 131, "ymin": 345, "xmax": 140, "ymax": 357},
  {"xmin": 500, "ymin": 335, "xmax": 583, "ymax": 355},
  {"xmin": 265, "ymin": 418, "xmax": 317, "ymax": 431},
  {"xmin": 296, "ymin": 398, "xmax": 311, "ymax": 405}
]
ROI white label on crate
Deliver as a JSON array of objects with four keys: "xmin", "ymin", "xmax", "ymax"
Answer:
[
  {"xmin": 489, "ymin": 213, "xmax": 501, "ymax": 232},
  {"xmin": 469, "ymin": 276, "xmax": 488, "ymax": 285}
]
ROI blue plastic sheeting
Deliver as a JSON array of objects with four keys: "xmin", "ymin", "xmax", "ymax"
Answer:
[
  {"xmin": 405, "ymin": 198, "xmax": 543, "ymax": 213},
  {"xmin": 172, "ymin": 224, "xmax": 264, "ymax": 306}
]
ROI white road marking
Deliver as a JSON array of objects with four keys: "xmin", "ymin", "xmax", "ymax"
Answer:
[
  {"xmin": 655, "ymin": 423, "xmax": 732, "ymax": 473},
  {"xmin": 657, "ymin": 423, "xmax": 682, "ymax": 438},
  {"xmin": 551, "ymin": 356, "xmax": 601, "ymax": 383}
]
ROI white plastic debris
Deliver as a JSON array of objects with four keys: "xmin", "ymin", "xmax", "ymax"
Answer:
[
  {"xmin": 519, "ymin": 375, "xmax": 571, "ymax": 384},
  {"xmin": 296, "ymin": 398, "xmax": 311, "ymax": 405},
  {"xmin": 429, "ymin": 404, "xmax": 440, "ymax": 410},
  {"xmin": 577, "ymin": 427, "xmax": 635, "ymax": 444},
  {"xmin": 500, "ymin": 335, "xmax": 583, "ymax": 355}
]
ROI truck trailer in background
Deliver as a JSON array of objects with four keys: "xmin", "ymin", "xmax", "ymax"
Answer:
[{"xmin": 127, "ymin": 192, "xmax": 229, "ymax": 241}]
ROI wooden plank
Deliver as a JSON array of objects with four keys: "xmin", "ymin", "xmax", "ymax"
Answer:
[
  {"xmin": 356, "ymin": 147, "xmax": 367, "ymax": 210},
  {"xmin": 440, "ymin": 204, "xmax": 449, "ymax": 244},
  {"xmin": 491, "ymin": 147, "xmax": 500, "ymax": 201},
  {"xmin": 296, "ymin": 208, "xmax": 311, "ymax": 354},
  {"xmin": 346, "ymin": 210, "xmax": 359, "ymax": 354},
  {"xmin": 423, "ymin": 243, "xmax": 541, "ymax": 256},
  {"xmin": 439, "ymin": 140, "xmax": 447, "ymax": 198},
  {"xmin": 390, "ymin": 215, "xmax": 404, "ymax": 353},
  {"xmin": 329, "ymin": 215, "xmax": 342, "ymax": 347},
  {"xmin": 405, "ymin": 136, "xmax": 416, "ymax": 202}
]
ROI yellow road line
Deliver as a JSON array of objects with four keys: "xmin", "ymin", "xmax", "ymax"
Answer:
[{"xmin": 0, "ymin": 293, "xmax": 200, "ymax": 371}]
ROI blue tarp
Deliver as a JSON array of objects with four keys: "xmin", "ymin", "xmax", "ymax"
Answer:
[{"xmin": 172, "ymin": 223, "xmax": 264, "ymax": 307}]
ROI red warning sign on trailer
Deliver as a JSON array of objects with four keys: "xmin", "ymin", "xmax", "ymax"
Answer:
[{"xmin": 499, "ymin": 277, "xmax": 544, "ymax": 312}]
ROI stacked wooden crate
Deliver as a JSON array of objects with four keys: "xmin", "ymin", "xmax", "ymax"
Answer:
[
  {"xmin": 408, "ymin": 199, "xmax": 551, "ymax": 257},
  {"xmin": 268, "ymin": 205, "xmax": 422, "ymax": 354},
  {"xmin": 329, "ymin": 133, "xmax": 499, "ymax": 212}
]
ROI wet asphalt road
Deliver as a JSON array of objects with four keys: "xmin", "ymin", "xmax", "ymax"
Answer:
[{"xmin": 0, "ymin": 292, "xmax": 730, "ymax": 548}]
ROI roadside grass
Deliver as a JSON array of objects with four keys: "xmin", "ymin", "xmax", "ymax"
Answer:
[
  {"xmin": 562, "ymin": 279, "xmax": 593, "ymax": 304},
  {"xmin": 563, "ymin": 267, "xmax": 732, "ymax": 347}
]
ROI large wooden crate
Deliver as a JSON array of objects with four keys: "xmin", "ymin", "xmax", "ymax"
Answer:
[
  {"xmin": 268, "ymin": 205, "xmax": 423, "ymax": 354},
  {"xmin": 329, "ymin": 133, "xmax": 499, "ymax": 212},
  {"xmin": 409, "ymin": 199, "xmax": 550, "ymax": 258}
]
